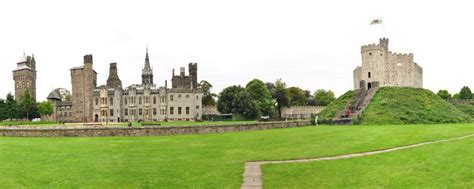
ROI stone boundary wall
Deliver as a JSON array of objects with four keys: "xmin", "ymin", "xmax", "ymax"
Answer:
[
  {"xmin": 281, "ymin": 106, "xmax": 326, "ymax": 119},
  {"xmin": 0, "ymin": 120, "xmax": 311, "ymax": 138}
]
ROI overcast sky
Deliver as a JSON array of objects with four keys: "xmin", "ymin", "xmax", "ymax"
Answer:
[{"xmin": 1, "ymin": 0, "xmax": 473, "ymax": 101}]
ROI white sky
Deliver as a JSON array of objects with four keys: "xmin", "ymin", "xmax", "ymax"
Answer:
[{"xmin": 1, "ymin": 0, "xmax": 473, "ymax": 101}]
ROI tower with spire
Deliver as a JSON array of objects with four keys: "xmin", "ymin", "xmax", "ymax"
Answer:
[
  {"xmin": 141, "ymin": 47, "xmax": 154, "ymax": 86},
  {"xmin": 13, "ymin": 53, "xmax": 37, "ymax": 100}
]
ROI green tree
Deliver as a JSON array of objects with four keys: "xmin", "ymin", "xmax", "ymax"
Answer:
[
  {"xmin": 436, "ymin": 90, "xmax": 451, "ymax": 100},
  {"xmin": 287, "ymin": 87, "xmax": 307, "ymax": 106},
  {"xmin": 273, "ymin": 79, "xmax": 289, "ymax": 118},
  {"xmin": 38, "ymin": 101, "xmax": 54, "ymax": 117},
  {"xmin": 459, "ymin": 86, "xmax": 472, "ymax": 100},
  {"xmin": 314, "ymin": 89, "xmax": 336, "ymax": 106},
  {"xmin": 0, "ymin": 99, "xmax": 6, "ymax": 121},
  {"xmin": 4, "ymin": 93, "xmax": 19, "ymax": 120},
  {"xmin": 217, "ymin": 85, "xmax": 258, "ymax": 119},
  {"xmin": 304, "ymin": 90, "xmax": 317, "ymax": 106},
  {"xmin": 19, "ymin": 90, "xmax": 37, "ymax": 120},
  {"xmin": 245, "ymin": 79, "xmax": 275, "ymax": 117},
  {"xmin": 199, "ymin": 80, "xmax": 217, "ymax": 106},
  {"xmin": 452, "ymin": 93, "xmax": 460, "ymax": 100}
]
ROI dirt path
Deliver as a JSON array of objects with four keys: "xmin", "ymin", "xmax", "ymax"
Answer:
[{"xmin": 240, "ymin": 134, "xmax": 474, "ymax": 189}]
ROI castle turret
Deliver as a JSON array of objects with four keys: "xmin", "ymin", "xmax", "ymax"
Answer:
[
  {"xmin": 141, "ymin": 47, "xmax": 154, "ymax": 85},
  {"xmin": 189, "ymin": 63, "xmax": 198, "ymax": 89},
  {"xmin": 107, "ymin": 63, "xmax": 122, "ymax": 88}
]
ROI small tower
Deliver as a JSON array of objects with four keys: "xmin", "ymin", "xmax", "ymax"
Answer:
[
  {"xmin": 107, "ymin": 63, "xmax": 122, "ymax": 88},
  {"xmin": 13, "ymin": 54, "xmax": 37, "ymax": 100},
  {"xmin": 188, "ymin": 63, "xmax": 198, "ymax": 89},
  {"xmin": 142, "ymin": 47, "xmax": 154, "ymax": 86}
]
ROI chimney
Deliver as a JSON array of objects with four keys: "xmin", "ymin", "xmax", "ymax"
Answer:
[{"xmin": 180, "ymin": 67, "xmax": 185, "ymax": 76}]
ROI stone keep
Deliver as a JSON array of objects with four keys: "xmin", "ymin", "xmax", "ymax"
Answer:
[
  {"xmin": 353, "ymin": 38, "xmax": 423, "ymax": 90},
  {"xmin": 13, "ymin": 54, "xmax": 37, "ymax": 100}
]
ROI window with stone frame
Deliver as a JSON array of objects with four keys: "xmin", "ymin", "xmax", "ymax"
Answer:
[
  {"xmin": 178, "ymin": 107, "xmax": 182, "ymax": 115},
  {"xmin": 186, "ymin": 107, "xmax": 190, "ymax": 114},
  {"xmin": 139, "ymin": 108, "xmax": 142, "ymax": 116},
  {"xmin": 139, "ymin": 97, "xmax": 142, "ymax": 104},
  {"xmin": 170, "ymin": 95, "xmax": 174, "ymax": 101},
  {"xmin": 110, "ymin": 97, "xmax": 113, "ymax": 106},
  {"xmin": 153, "ymin": 108, "xmax": 157, "ymax": 115},
  {"xmin": 170, "ymin": 107, "xmax": 174, "ymax": 115},
  {"xmin": 110, "ymin": 109, "xmax": 114, "ymax": 116},
  {"xmin": 95, "ymin": 98, "xmax": 99, "ymax": 106},
  {"xmin": 153, "ymin": 96, "xmax": 157, "ymax": 104},
  {"xmin": 125, "ymin": 108, "xmax": 128, "ymax": 116}
]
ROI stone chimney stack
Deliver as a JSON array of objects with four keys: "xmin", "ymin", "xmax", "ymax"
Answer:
[
  {"xmin": 107, "ymin": 62, "xmax": 122, "ymax": 88},
  {"xmin": 180, "ymin": 67, "xmax": 185, "ymax": 76}
]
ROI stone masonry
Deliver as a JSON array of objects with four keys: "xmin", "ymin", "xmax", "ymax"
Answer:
[{"xmin": 353, "ymin": 38, "xmax": 423, "ymax": 90}]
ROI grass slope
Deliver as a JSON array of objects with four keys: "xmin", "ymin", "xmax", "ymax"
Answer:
[
  {"xmin": 263, "ymin": 136, "xmax": 474, "ymax": 188},
  {"xmin": 361, "ymin": 87, "xmax": 471, "ymax": 125},
  {"xmin": 318, "ymin": 90, "xmax": 355, "ymax": 120},
  {"xmin": 454, "ymin": 103, "xmax": 474, "ymax": 118},
  {"xmin": 0, "ymin": 124, "xmax": 473, "ymax": 188}
]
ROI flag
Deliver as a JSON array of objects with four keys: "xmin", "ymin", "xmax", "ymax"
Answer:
[{"xmin": 370, "ymin": 18, "xmax": 383, "ymax": 25}]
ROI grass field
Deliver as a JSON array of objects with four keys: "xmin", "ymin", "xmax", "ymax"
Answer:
[
  {"xmin": 263, "ymin": 135, "xmax": 474, "ymax": 188},
  {"xmin": 0, "ymin": 124, "xmax": 473, "ymax": 188}
]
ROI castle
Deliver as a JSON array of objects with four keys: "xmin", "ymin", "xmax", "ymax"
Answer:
[
  {"xmin": 13, "ymin": 54, "xmax": 37, "ymax": 100},
  {"xmin": 47, "ymin": 48, "xmax": 203, "ymax": 122},
  {"xmin": 353, "ymin": 38, "xmax": 423, "ymax": 90}
]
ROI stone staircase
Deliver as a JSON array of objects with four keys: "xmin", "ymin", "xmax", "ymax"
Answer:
[{"xmin": 332, "ymin": 87, "xmax": 379, "ymax": 125}]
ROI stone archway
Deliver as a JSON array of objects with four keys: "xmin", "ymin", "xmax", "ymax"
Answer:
[
  {"xmin": 368, "ymin": 82, "xmax": 372, "ymax": 89},
  {"xmin": 94, "ymin": 114, "xmax": 99, "ymax": 122}
]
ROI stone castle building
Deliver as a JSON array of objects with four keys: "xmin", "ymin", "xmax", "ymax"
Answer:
[
  {"xmin": 67, "ymin": 49, "xmax": 203, "ymax": 123},
  {"xmin": 70, "ymin": 55, "xmax": 97, "ymax": 122},
  {"xmin": 13, "ymin": 54, "xmax": 37, "ymax": 100},
  {"xmin": 353, "ymin": 38, "xmax": 423, "ymax": 90}
]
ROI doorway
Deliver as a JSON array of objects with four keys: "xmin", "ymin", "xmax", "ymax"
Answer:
[{"xmin": 368, "ymin": 82, "xmax": 372, "ymax": 89}]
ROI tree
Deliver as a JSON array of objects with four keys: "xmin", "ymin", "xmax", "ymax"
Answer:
[
  {"xmin": 20, "ymin": 90, "xmax": 34, "ymax": 120},
  {"xmin": 304, "ymin": 90, "xmax": 317, "ymax": 106},
  {"xmin": 199, "ymin": 80, "xmax": 217, "ymax": 106},
  {"xmin": 436, "ymin": 90, "xmax": 451, "ymax": 100},
  {"xmin": 4, "ymin": 93, "xmax": 19, "ymax": 120},
  {"xmin": 0, "ymin": 99, "xmax": 6, "ymax": 121},
  {"xmin": 217, "ymin": 85, "xmax": 258, "ymax": 119},
  {"xmin": 38, "ymin": 101, "xmax": 54, "ymax": 117},
  {"xmin": 459, "ymin": 86, "xmax": 472, "ymax": 100},
  {"xmin": 246, "ymin": 79, "xmax": 275, "ymax": 117},
  {"xmin": 287, "ymin": 87, "xmax": 307, "ymax": 106},
  {"xmin": 314, "ymin": 89, "xmax": 336, "ymax": 106},
  {"xmin": 273, "ymin": 79, "xmax": 289, "ymax": 118}
]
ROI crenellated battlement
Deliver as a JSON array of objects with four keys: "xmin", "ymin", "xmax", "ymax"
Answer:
[
  {"xmin": 389, "ymin": 52, "xmax": 414, "ymax": 61},
  {"xmin": 361, "ymin": 43, "xmax": 385, "ymax": 52}
]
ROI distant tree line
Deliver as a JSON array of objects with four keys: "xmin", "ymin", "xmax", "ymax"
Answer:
[
  {"xmin": 0, "ymin": 90, "xmax": 53, "ymax": 121},
  {"xmin": 200, "ymin": 79, "xmax": 336, "ymax": 119},
  {"xmin": 437, "ymin": 86, "xmax": 474, "ymax": 100}
]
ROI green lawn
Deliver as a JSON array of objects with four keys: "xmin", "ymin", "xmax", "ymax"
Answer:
[
  {"xmin": 263, "ymin": 135, "xmax": 474, "ymax": 188},
  {"xmin": 0, "ymin": 124, "xmax": 473, "ymax": 188}
]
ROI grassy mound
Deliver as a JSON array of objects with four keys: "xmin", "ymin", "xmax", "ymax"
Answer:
[
  {"xmin": 318, "ymin": 90, "xmax": 355, "ymax": 120},
  {"xmin": 361, "ymin": 87, "xmax": 471, "ymax": 125},
  {"xmin": 454, "ymin": 104, "xmax": 474, "ymax": 118}
]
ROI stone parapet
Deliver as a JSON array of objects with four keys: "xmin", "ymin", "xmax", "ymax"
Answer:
[{"xmin": 0, "ymin": 120, "xmax": 311, "ymax": 137}]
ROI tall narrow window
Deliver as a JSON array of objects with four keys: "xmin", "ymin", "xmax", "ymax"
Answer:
[{"xmin": 368, "ymin": 72, "xmax": 371, "ymax": 78}]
